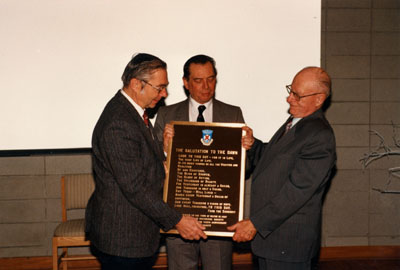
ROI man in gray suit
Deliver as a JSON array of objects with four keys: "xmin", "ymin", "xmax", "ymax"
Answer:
[
  {"xmin": 86, "ymin": 53, "xmax": 206, "ymax": 270},
  {"xmin": 154, "ymin": 55, "xmax": 247, "ymax": 270},
  {"xmin": 228, "ymin": 67, "xmax": 336, "ymax": 270}
]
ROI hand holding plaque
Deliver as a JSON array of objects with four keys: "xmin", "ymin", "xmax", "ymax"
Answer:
[
  {"xmin": 175, "ymin": 216, "xmax": 207, "ymax": 240},
  {"xmin": 162, "ymin": 123, "xmax": 174, "ymax": 153}
]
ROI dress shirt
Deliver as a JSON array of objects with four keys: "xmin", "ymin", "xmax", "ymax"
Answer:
[
  {"xmin": 189, "ymin": 97, "xmax": 213, "ymax": 122},
  {"xmin": 291, "ymin": 117, "xmax": 301, "ymax": 128},
  {"xmin": 121, "ymin": 89, "xmax": 146, "ymax": 122}
]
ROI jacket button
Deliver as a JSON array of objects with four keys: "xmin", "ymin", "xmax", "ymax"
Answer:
[{"xmin": 281, "ymin": 251, "xmax": 285, "ymax": 255}]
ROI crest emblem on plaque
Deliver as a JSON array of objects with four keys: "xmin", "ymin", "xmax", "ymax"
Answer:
[{"xmin": 201, "ymin": 129, "xmax": 213, "ymax": 146}]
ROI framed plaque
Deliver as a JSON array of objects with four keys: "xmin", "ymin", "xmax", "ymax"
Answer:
[{"xmin": 162, "ymin": 121, "xmax": 246, "ymax": 237}]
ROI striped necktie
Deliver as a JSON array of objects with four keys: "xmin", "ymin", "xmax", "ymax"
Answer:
[{"xmin": 143, "ymin": 111, "xmax": 149, "ymax": 127}]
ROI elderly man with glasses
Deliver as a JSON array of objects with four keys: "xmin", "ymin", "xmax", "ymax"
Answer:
[
  {"xmin": 228, "ymin": 66, "xmax": 336, "ymax": 270},
  {"xmin": 86, "ymin": 53, "xmax": 207, "ymax": 270}
]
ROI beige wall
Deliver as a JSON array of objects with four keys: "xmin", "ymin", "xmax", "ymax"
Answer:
[
  {"xmin": 0, "ymin": 0, "xmax": 399, "ymax": 258},
  {"xmin": 321, "ymin": 0, "xmax": 400, "ymax": 246},
  {"xmin": 0, "ymin": 155, "xmax": 92, "ymax": 257}
]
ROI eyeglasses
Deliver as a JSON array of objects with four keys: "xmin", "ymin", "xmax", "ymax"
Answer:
[
  {"xmin": 141, "ymin": 80, "xmax": 168, "ymax": 93},
  {"xmin": 286, "ymin": 85, "xmax": 323, "ymax": 101}
]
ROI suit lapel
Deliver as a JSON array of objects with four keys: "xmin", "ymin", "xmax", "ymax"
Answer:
[
  {"xmin": 213, "ymin": 99, "xmax": 223, "ymax": 122},
  {"xmin": 118, "ymin": 92, "xmax": 165, "ymax": 162},
  {"xmin": 140, "ymin": 116, "xmax": 165, "ymax": 162},
  {"xmin": 177, "ymin": 99, "xmax": 190, "ymax": 121},
  {"xmin": 252, "ymin": 117, "xmax": 295, "ymax": 180},
  {"xmin": 252, "ymin": 110, "xmax": 326, "ymax": 181},
  {"xmin": 212, "ymin": 99, "xmax": 231, "ymax": 123},
  {"xmin": 147, "ymin": 121, "xmax": 164, "ymax": 160}
]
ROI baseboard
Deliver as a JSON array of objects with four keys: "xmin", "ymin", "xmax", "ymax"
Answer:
[
  {"xmin": 319, "ymin": 246, "xmax": 400, "ymax": 260},
  {"xmin": 1, "ymin": 246, "xmax": 399, "ymax": 270}
]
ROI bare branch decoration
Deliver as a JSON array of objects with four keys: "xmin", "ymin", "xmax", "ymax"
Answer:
[{"xmin": 360, "ymin": 122, "xmax": 400, "ymax": 194}]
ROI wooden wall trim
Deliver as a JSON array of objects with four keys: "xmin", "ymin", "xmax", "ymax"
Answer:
[
  {"xmin": 1, "ymin": 246, "xmax": 399, "ymax": 270},
  {"xmin": 319, "ymin": 246, "xmax": 400, "ymax": 260}
]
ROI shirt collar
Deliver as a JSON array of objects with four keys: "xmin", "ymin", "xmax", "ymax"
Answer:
[
  {"xmin": 121, "ymin": 89, "xmax": 145, "ymax": 118},
  {"xmin": 189, "ymin": 96, "xmax": 213, "ymax": 108},
  {"xmin": 189, "ymin": 97, "xmax": 213, "ymax": 122},
  {"xmin": 291, "ymin": 117, "xmax": 301, "ymax": 127}
]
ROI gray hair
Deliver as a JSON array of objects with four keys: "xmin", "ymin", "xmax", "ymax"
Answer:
[{"xmin": 121, "ymin": 53, "xmax": 167, "ymax": 87}]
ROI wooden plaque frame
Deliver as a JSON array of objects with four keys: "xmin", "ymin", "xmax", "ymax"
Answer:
[{"xmin": 162, "ymin": 121, "xmax": 246, "ymax": 237}]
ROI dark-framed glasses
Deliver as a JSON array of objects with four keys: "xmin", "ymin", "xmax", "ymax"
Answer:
[
  {"xmin": 286, "ymin": 85, "xmax": 323, "ymax": 101},
  {"xmin": 141, "ymin": 80, "xmax": 168, "ymax": 93}
]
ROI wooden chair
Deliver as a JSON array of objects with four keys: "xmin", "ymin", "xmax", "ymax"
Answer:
[{"xmin": 52, "ymin": 174, "xmax": 96, "ymax": 270}]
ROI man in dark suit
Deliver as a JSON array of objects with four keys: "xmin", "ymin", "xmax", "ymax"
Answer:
[
  {"xmin": 228, "ymin": 67, "xmax": 336, "ymax": 270},
  {"xmin": 154, "ymin": 55, "xmax": 248, "ymax": 270},
  {"xmin": 85, "ymin": 53, "xmax": 207, "ymax": 270}
]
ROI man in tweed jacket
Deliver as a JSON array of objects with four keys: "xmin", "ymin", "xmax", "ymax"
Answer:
[{"xmin": 85, "ymin": 53, "xmax": 206, "ymax": 270}]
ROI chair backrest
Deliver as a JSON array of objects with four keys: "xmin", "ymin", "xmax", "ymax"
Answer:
[{"xmin": 61, "ymin": 174, "xmax": 95, "ymax": 221}]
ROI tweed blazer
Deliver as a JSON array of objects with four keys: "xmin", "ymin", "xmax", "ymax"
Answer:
[
  {"xmin": 248, "ymin": 109, "xmax": 336, "ymax": 263},
  {"xmin": 85, "ymin": 91, "xmax": 182, "ymax": 258},
  {"xmin": 154, "ymin": 98, "xmax": 245, "ymax": 144}
]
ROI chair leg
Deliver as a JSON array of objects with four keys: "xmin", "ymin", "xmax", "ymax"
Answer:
[
  {"xmin": 62, "ymin": 247, "xmax": 68, "ymax": 270},
  {"xmin": 52, "ymin": 238, "xmax": 58, "ymax": 270}
]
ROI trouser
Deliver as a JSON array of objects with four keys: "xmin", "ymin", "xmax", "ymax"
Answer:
[
  {"xmin": 91, "ymin": 245, "xmax": 156, "ymax": 270},
  {"xmin": 166, "ymin": 236, "xmax": 233, "ymax": 270}
]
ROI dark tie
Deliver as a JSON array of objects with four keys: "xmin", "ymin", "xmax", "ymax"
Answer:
[
  {"xmin": 143, "ymin": 110, "xmax": 156, "ymax": 140},
  {"xmin": 277, "ymin": 117, "xmax": 293, "ymax": 142},
  {"xmin": 284, "ymin": 117, "xmax": 293, "ymax": 135},
  {"xmin": 143, "ymin": 111, "xmax": 149, "ymax": 127},
  {"xmin": 197, "ymin": 105, "xmax": 206, "ymax": 122}
]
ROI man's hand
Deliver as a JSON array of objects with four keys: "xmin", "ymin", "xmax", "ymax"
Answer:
[
  {"xmin": 227, "ymin": 219, "xmax": 257, "ymax": 242},
  {"xmin": 163, "ymin": 123, "xmax": 174, "ymax": 153},
  {"xmin": 176, "ymin": 216, "xmax": 207, "ymax": 240},
  {"xmin": 242, "ymin": 126, "xmax": 255, "ymax": 150}
]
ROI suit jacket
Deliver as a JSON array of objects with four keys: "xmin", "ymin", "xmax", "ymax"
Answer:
[
  {"xmin": 248, "ymin": 109, "xmax": 336, "ymax": 263},
  {"xmin": 154, "ymin": 98, "xmax": 245, "ymax": 143},
  {"xmin": 85, "ymin": 91, "xmax": 181, "ymax": 258}
]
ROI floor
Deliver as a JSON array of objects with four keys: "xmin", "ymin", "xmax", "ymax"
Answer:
[
  {"xmin": 64, "ymin": 259, "xmax": 400, "ymax": 270},
  {"xmin": 316, "ymin": 259, "xmax": 400, "ymax": 270},
  {"xmin": 232, "ymin": 259, "xmax": 400, "ymax": 270}
]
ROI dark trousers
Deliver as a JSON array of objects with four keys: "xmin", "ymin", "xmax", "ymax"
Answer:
[{"xmin": 91, "ymin": 245, "xmax": 156, "ymax": 270}]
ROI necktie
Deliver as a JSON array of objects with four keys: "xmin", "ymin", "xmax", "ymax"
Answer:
[
  {"xmin": 277, "ymin": 117, "xmax": 293, "ymax": 142},
  {"xmin": 143, "ymin": 110, "xmax": 155, "ymax": 140},
  {"xmin": 284, "ymin": 117, "xmax": 293, "ymax": 135},
  {"xmin": 143, "ymin": 111, "xmax": 149, "ymax": 127},
  {"xmin": 197, "ymin": 105, "xmax": 206, "ymax": 122}
]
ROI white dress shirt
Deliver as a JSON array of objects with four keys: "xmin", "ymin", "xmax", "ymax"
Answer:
[
  {"xmin": 121, "ymin": 89, "xmax": 145, "ymax": 121},
  {"xmin": 188, "ymin": 97, "xmax": 213, "ymax": 122}
]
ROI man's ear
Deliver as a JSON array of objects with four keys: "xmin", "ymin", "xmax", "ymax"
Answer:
[
  {"xmin": 182, "ymin": 77, "xmax": 189, "ymax": 90},
  {"xmin": 129, "ymin": 78, "xmax": 142, "ymax": 92},
  {"xmin": 315, "ymin": 94, "xmax": 325, "ymax": 107}
]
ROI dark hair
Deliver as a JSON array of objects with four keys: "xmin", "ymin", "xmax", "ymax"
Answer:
[
  {"xmin": 121, "ymin": 53, "xmax": 167, "ymax": 88},
  {"xmin": 183, "ymin": 54, "xmax": 217, "ymax": 80}
]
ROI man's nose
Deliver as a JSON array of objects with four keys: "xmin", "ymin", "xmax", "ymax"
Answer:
[
  {"xmin": 160, "ymin": 88, "xmax": 168, "ymax": 98},
  {"xmin": 202, "ymin": 80, "xmax": 209, "ymax": 89},
  {"xmin": 287, "ymin": 92, "xmax": 295, "ymax": 103}
]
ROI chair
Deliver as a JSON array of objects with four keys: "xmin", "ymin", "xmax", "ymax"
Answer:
[{"xmin": 52, "ymin": 174, "xmax": 96, "ymax": 270}]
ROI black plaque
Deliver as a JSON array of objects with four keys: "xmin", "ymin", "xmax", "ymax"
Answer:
[{"xmin": 162, "ymin": 121, "xmax": 246, "ymax": 237}]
